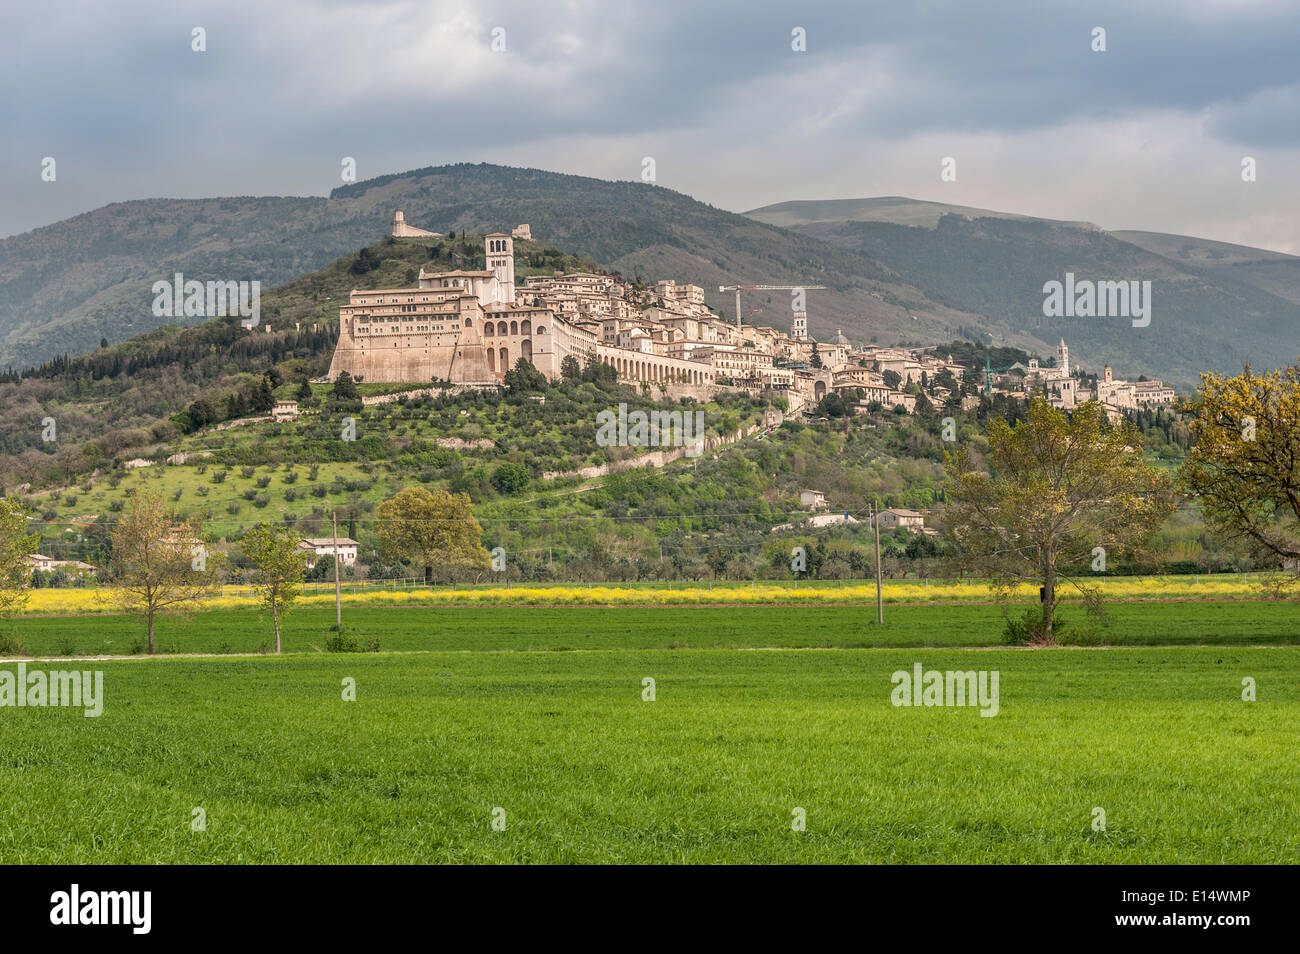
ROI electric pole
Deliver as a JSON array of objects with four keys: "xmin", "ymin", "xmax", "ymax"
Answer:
[
  {"xmin": 873, "ymin": 499, "xmax": 883, "ymax": 624},
  {"xmin": 332, "ymin": 509, "xmax": 342, "ymax": 629}
]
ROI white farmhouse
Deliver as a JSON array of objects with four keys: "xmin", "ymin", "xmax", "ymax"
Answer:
[{"xmin": 298, "ymin": 537, "xmax": 359, "ymax": 567}]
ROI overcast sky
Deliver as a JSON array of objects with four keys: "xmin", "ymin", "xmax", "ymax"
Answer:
[{"xmin": 3, "ymin": 0, "xmax": 1298, "ymax": 251}]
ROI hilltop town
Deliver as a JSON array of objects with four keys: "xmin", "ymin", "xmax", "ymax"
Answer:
[{"xmin": 323, "ymin": 212, "xmax": 1177, "ymax": 420}]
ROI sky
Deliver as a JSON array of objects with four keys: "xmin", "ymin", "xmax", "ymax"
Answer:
[{"xmin": 3, "ymin": 0, "xmax": 1298, "ymax": 251}]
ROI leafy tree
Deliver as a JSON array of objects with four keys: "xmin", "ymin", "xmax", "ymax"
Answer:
[
  {"xmin": 225, "ymin": 390, "xmax": 248, "ymax": 420},
  {"xmin": 250, "ymin": 374, "xmax": 275, "ymax": 413},
  {"xmin": 305, "ymin": 553, "xmax": 335, "ymax": 581},
  {"xmin": 350, "ymin": 246, "xmax": 381, "ymax": 275},
  {"xmin": 1180, "ymin": 365, "xmax": 1300, "ymax": 584},
  {"xmin": 581, "ymin": 353, "xmax": 617, "ymax": 384},
  {"xmin": 882, "ymin": 370, "xmax": 902, "ymax": 390},
  {"xmin": 375, "ymin": 487, "xmax": 491, "ymax": 583},
  {"xmin": 0, "ymin": 498, "xmax": 38, "ymax": 619},
  {"xmin": 296, "ymin": 378, "xmax": 314, "ymax": 406},
  {"xmin": 242, "ymin": 523, "xmax": 304, "ymax": 653},
  {"xmin": 944, "ymin": 399, "xmax": 1176, "ymax": 645},
  {"xmin": 810, "ymin": 348, "xmax": 824, "ymax": 369},
  {"xmin": 111, "ymin": 491, "xmax": 224, "ymax": 653},
  {"xmin": 491, "ymin": 461, "xmax": 531, "ymax": 495},
  {"xmin": 187, "ymin": 398, "xmax": 219, "ymax": 429},
  {"xmin": 504, "ymin": 358, "xmax": 547, "ymax": 392},
  {"xmin": 332, "ymin": 371, "xmax": 360, "ymax": 402},
  {"xmin": 560, "ymin": 355, "xmax": 582, "ymax": 381}
]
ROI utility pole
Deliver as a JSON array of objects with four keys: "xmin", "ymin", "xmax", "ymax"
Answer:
[
  {"xmin": 873, "ymin": 499, "xmax": 883, "ymax": 624},
  {"xmin": 332, "ymin": 509, "xmax": 342, "ymax": 629}
]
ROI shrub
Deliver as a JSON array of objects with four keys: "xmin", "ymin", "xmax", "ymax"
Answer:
[
  {"xmin": 1002, "ymin": 606, "xmax": 1067, "ymax": 647},
  {"xmin": 326, "ymin": 628, "xmax": 359, "ymax": 652},
  {"xmin": 325, "ymin": 627, "xmax": 381, "ymax": 653},
  {"xmin": 491, "ymin": 461, "xmax": 531, "ymax": 495},
  {"xmin": 0, "ymin": 629, "xmax": 30, "ymax": 656}
]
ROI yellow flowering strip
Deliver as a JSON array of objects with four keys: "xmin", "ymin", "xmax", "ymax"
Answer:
[{"xmin": 15, "ymin": 575, "xmax": 1273, "ymax": 614}]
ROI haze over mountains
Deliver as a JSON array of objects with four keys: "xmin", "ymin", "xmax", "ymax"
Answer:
[{"xmin": 3, "ymin": 163, "xmax": 1298, "ymax": 388}]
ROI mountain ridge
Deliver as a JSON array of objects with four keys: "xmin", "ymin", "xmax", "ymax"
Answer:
[{"xmin": 4, "ymin": 163, "xmax": 1299, "ymax": 387}]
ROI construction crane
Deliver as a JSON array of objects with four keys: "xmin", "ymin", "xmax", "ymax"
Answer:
[
  {"xmin": 983, "ymin": 355, "xmax": 1024, "ymax": 394},
  {"xmin": 718, "ymin": 284, "xmax": 827, "ymax": 336}
]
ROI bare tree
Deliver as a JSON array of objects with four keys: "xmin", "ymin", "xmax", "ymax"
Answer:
[{"xmin": 111, "ymin": 490, "xmax": 224, "ymax": 653}]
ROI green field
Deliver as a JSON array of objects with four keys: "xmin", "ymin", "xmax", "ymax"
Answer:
[
  {"xmin": 6, "ymin": 599, "xmax": 1300, "ymax": 657},
  {"xmin": 0, "ymin": 644, "xmax": 1295, "ymax": 863}
]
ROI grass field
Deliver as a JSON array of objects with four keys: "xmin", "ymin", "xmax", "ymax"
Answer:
[
  {"xmin": 0, "ymin": 646, "xmax": 1295, "ymax": 863},
  {"xmin": 7, "ymin": 600, "xmax": 1300, "ymax": 656}
]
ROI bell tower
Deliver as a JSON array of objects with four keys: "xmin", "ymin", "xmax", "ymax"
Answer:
[
  {"xmin": 1057, "ymin": 338, "xmax": 1070, "ymax": 376},
  {"xmin": 485, "ymin": 233, "xmax": 515, "ymax": 304}
]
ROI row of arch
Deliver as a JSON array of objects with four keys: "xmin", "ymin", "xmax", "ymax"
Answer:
[
  {"xmin": 608, "ymin": 354, "xmax": 712, "ymax": 386},
  {"xmin": 486, "ymin": 340, "xmax": 534, "ymax": 372},
  {"xmin": 485, "ymin": 319, "xmax": 545, "ymax": 337}
]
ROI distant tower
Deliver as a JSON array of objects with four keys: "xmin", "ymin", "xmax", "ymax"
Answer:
[
  {"xmin": 1057, "ymin": 338, "xmax": 1070, "ymax": 376},
  {"xmin": 1103, "ymin": 364, "xmax": 1113, "ymax": 383},
  {"xmin": 392, "ymin": 210, "xmax": 439, "ymax": 238},
  {"xmin": 485, "ymin": 233, "xmax": 516, "ymax": 304},
  {"xmin": 792, "ymin": 311, "xmax": 807, "ymax": 339}
]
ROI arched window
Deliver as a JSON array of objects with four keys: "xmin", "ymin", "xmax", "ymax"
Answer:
[
  {"xmin": 521, "ymin": 320, "xmax": 531, "ymax": 336},
  {"xmin": 499, "ymin": 347, "xmax": 509, "ymax": 368},
  {"xmin": 484, "ymin": 321, "xmax": 494, "ymax": 336},
  {"xmin": 535, "ymin": 325, "xmax": 546, "ymax": 335},
  {"xmin": 521, "ymin": 339, "xmax": 532, "ymax": 361},
  {"xmin": 510, "ymin": 321, "xmax": 519, "ymax": 335},
  {"xmin": 464, "ymin": 316, "xmax": 472, "ymax": 328}
]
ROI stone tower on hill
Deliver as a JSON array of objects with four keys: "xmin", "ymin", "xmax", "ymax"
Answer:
[{"xmin": 391, "ymin": 210, "xmax": 440, "ymax": 238}]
